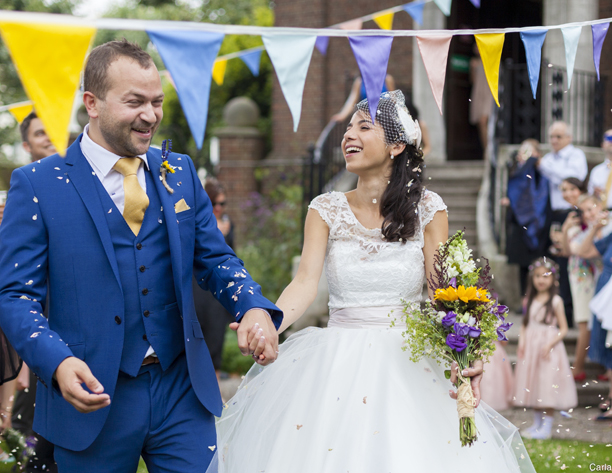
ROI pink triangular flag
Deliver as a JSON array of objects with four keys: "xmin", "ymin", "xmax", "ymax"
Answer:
[
  {"xmin": 338, "ymin": 19, "xmax": 363, "ymax": 30},
  {"xmin": 416, "ymin": 34, "xmax": 453, "ymax": 115}
]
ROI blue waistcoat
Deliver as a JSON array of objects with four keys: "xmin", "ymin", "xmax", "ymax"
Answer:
[{"xmin": 93, "ymin": 168, "xmax": 184, "ymax": 377}]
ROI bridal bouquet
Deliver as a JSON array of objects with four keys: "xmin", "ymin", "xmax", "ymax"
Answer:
[{"xmin": 400, "ymin": 231, "xmax": 512, "ymax": 447}]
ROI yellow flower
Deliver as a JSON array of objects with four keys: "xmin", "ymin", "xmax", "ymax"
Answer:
[
  {"xmin": 456, "ymin": 285, "xmax": 478, "ymax": 303},
  {"xmin": 162, "ymin": 161, "xmax": 176, "ymax": 174},
  {"xmin": 434, "ymin": 287, "xmax": 458, "ymax": 302},
  {"xmin": 476, "ymin": 289, "xmax": 490, "ymax": 302}
]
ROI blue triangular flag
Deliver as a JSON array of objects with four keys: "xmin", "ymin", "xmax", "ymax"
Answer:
[
  {"xmin": 520, "ymin": 29, "xmax": 547, "ymax": 99},
  {"xmin": 348, "ymin": 36, "xmax": 394, "ymax": 123},
  {"xmin": 240, "ymin": 49, "xmax": 262, "ymax": 77},
  {"xmin": 147, "ymin": 29, "xmax": 224, "ymax": 149},
  {"xmin": 403, "ymin": 1, "xmax": 425, "ymax": 26},
  {"xmin": 262, "ymin": 34, "xmax": 317, "ymax": 132}
]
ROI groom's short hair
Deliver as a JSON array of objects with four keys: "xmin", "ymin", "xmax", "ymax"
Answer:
[{"xmin": 84, "ymin": 39, "xmax": 154, "ymax": 100}]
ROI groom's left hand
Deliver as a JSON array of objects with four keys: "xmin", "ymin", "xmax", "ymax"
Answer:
[
  {"xmin": 230, "ymin": 309, "xmax": 278, "ymax": 366},
  {"xmin": 449, "ymin": 360, "xmax": 483, "ymax": 407}
]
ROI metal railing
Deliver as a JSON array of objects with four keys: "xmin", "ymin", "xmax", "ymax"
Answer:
[{"xmin": 303, "ymin": 118, "xmax": 349, "ymax": 207}]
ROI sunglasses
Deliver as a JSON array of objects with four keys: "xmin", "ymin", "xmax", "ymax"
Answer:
[{"xmin": 214, "ymin": 201, "xmax": 226, "ymax": 207}]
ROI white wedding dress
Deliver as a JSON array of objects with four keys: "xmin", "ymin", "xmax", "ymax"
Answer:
[{"xmin": 207, "ymin": 191, "xmax": 535, "ymax": 473}]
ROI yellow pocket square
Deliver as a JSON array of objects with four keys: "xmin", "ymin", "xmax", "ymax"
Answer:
[{"xmin": 174, "ymin": 198, "xmax": 191, "ymax": 213}]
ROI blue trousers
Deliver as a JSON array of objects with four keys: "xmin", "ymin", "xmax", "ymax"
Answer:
[{"xmin": 55, "ymin": 354, "xmax": 216, "ymax": 473}]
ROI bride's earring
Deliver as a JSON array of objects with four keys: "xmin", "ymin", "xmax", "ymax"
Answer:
[{"xmin": 390, "ymin": 152, "xmax": 394, "ymax": 160}]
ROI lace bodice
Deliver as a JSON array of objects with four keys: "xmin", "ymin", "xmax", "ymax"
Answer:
[{"xmin": 309, "ymin": 190, "xmax": 447, "ymax": 309}]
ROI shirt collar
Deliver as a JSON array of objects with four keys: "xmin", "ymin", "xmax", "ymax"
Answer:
[
  {"xmin": 81, "ymin": 124, "xmax": 149, "ymax": 178},
  {"xmin": 555, "ymin": 143, "xmax": 574, "ymax": 159}
]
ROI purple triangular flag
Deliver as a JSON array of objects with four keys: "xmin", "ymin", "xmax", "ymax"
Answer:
[
  {"xmin": 348, "ymin": 36, "xmax": 394, "ymax": 123},
  {"xmin": 469, "ymin": 0, "xmax": 480, "ymax": 6},
  {"xmin": 592, "ymin": 23, "xmax": 610, "ymax": 81},
  {"xmin": 315, "ymin": 36, "xmax": 330, "ymax": 55},
  {"xmin": 520, "ymin": 29, "xmax": 547, "ymax": 99}
]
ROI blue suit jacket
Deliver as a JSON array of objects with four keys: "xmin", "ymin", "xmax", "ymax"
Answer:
[{"xmin": 0, "ymin": 136, "xmax": 282, "ymax": 451}]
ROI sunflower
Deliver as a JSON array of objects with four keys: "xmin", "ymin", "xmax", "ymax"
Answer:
[
  {"xmin": 456, "ymin": 285, "xmax": 478, "ymax": 304},
  {"xmin": 434, "ymin": 287, "xmax": 458, "ymax": 302}
]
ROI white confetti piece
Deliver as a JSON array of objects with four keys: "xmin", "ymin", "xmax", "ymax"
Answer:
[
  {"xmin": 54, "ymin": 167, "xmax": 60, "ymax": 171},
  {"xmin": 208, "ymin": 446, "xmax": 216, "ymax": 452},
  {"xmin": 25, "ymin": 280, "xmax": 33, "ymax": 285},
  {"xmin": 33, "ymin": 197, "xmax": 38, "ymax": 203},
  {"xmin": 56, "ymin": 176, "xmax": 63, "ymax": 180},
  {"xmin": 296, "ymin": 425, "xmax": 303, "ymax": 430},
  {"xmin": 30, "ymin": 332, "xmax": 40, "ymax": 339},
  {"xmin": 108, "ymin": 209, "xmax": 112, "ymax": 214},
  {"xmin": 32, "ymin": 215, "xmax": 37, "ymax": 221}
]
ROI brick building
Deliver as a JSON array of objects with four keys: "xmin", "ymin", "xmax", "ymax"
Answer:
[{"xmin": 269, "ymin": 0, "xmax": 612, "ymax": 162}]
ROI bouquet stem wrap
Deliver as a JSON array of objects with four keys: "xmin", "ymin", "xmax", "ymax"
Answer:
[{"xmin": 457, "ymin": 378, "xmax": 478, "ymax": 446}]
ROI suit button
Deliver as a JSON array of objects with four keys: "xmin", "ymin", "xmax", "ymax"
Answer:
[
  {"xmin": 142, "ymin": 334, "xmax": 147, "ymax": 341},
  {"xmin": 140, "ymin": 265, "xmax": 146, "ymax": 272},
  {"xmin": 115, "ymin": 316, "xmax": 121, "ymax": 325},
  {"xmin": 136, "ymin": 243, "xmax": 143, "ymax": 250},
  {"xmin": 143, "ymin": 310, "xmax": 150, "ymax": 317},
  {"xmin": 142, "ymin": 288, "xmax": 148, "ymax": 295}
]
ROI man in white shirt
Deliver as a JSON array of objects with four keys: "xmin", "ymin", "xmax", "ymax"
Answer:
[
  {"xmin": 588, "ymin": 129, "xmax": 612, "ymax": 208},
  {"xmin": 539, "ymin": 121, "xmax": 588, "ymax": 211}
]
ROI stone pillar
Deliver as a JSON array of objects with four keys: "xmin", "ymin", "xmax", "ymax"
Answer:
[
  {"xmin": 412, "ymin": 2, "xmax": 447, "ymax": 163},
  {"xmin": 214, "ymin": 97, "xmax": 265, "ymax": 247},
  {"xmin": 543, "ymin": 0, "xmax": 598, "ymax": 71}
]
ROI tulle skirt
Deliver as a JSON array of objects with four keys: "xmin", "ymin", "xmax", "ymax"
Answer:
[
  {"xmin": 480, "ymin": 340, "xmax": 514, "ymax": 411},
  {"xmin": 208, "ymin": 307, "xmax": 535, "ymax": 473}
]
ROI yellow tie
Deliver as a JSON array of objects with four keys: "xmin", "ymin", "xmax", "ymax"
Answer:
[{"xmin": 113, "ymin": 157, "xmax": 149, "ymax": 235}]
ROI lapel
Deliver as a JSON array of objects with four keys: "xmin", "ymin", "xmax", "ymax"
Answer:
[
  {"xmin": 147, "ymin": 150, "xmax": 184, "ymax": 307},
  {"xmin": 65, "ymin": 136, "xmax": 122, "ymax": 288}
]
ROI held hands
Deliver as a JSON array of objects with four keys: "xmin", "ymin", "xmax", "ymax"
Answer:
[
  {"xmin": 229, "ymin": 309, "xmax": 279, "ymax": 366},
  {"xmin": 449, "ymin": 360, "xmax": 483, "ymax": 407},
  {"xmin": 55, "ymin": 357, "xmax": 110, "ymax": 413}
]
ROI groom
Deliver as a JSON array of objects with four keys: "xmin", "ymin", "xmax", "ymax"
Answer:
[{"xmin": 0, "ymin": 39, "xmax": 282, "ymax": 472}]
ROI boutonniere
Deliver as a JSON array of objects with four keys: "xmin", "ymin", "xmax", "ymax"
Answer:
[{"xmin": 160, "ymin": 139, "xmax": 175, "ymax": 195}]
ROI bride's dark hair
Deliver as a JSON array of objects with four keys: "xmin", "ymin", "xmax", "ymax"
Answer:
[{"xmin": 380, "ymin": 142, "xmax": 424, "ymax": 243}]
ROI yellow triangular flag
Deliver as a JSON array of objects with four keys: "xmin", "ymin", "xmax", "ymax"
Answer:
[
  {"xmin": 0, "ymin": 22, "xmax": 95, "ymax": 155},
  {"xmin": 474, "ymin": 33, "xmax": 505, "ymax": 107},
  {"xmin": 8, "ymin": 102, "xmax": 33, "ymax": 123},
  {"xmin": 373, "ymin": 11, "xmax": 395, "ymax": 30},
  {"xmin": 212, "ymin": 59, "xmax": 228, "ymax": 86}
]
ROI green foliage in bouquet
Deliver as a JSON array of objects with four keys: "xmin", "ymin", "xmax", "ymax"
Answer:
[{"xmin": 400, "ymin": 231, "xmax": 512, "ymax": 447}]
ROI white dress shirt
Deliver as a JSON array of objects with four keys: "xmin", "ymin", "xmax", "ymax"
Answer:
[
  {"xmin": 80, "ymin": 125, "xmax": 156, "ymax": 358},
  {"xmin": 588, "ymin": 159, "xmax": 612, "ymax": 208},
  {"xmin": 539, "ymin": 144, "xmax": 588, "ymax": 211}
]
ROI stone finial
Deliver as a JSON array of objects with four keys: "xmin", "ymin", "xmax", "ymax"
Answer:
[{"xmin": 223, "ymin": 97, "xmax": 260, "ymax": 128}]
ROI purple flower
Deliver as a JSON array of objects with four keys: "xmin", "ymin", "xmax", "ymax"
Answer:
[
  {"xmin": 441, "ymin": 311, "xmax": 457, "ymax": 328},
  {"xmin": 496, "ymin": 321, "xmax": 512, "ymax": 341},
  {"xmin": 446, "ymin": 333, "xmax": 467, "ymax": 352},
  {"xmin": 492, "ymin": 304, "xmax": 509, "ymax": 319},
  {"xmin": 454, "ymin": 322, "xmax": 470, "ymax": 337},
  {"xmin": 449, "ymin": 277, "xmax": 457, "ymax": 289},
  {"xmin": 467, "ymin": 325, "xmax": 481, "ymax": 338}
]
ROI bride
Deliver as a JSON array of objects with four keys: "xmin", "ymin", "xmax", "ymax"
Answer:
[{"xmin": 209, "ymin": 91, "xmax": 534, "ymax": 472}]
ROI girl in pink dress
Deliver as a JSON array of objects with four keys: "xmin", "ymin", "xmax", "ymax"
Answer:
[
  {"xmin": 480, "ymin": 340, "xmax": 514, "ymax": 411},
  {"xmin": 513, "ymin": 258, "xmax": 578, "ymax": 439}
]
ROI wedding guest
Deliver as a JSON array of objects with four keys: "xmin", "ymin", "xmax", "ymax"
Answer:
[
  {"xmin": 561, "ymin": 194, "xmax": 609, "ymax": 382},
  {"xmin": 575, "ymin": 209, "xmax": 612, "ymax": 420},
  {"xmin": 502, "ymin": 139, "xmax": 550, "ymax": 295},
  {"xmin": 330, "ymin": 74, "xmax": 396, "ymax": 123},
  {"xmin": 587, "ymin": 129, "xmax": 612, "ymax": 207},
  {"xmin": 11, "ymin": 112, "xmax": 59, "ymax": 473},
  {"xmin": 192, "ymin": 178, "xmax": 234, "ymax": 380},
  {"xmin": 514, "ymin": 258, "xmax": 577, "ymax": 439},
  {"xmin": 480, "ymin": 339, "xmax": 513, "ymax": 411},
  {"xmin": 20, "ymin": 111, "xmax": 56, "ymax": 163}
]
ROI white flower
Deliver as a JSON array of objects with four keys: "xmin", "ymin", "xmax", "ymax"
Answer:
[
  {"xmin": 447, "ymin": 267, "xmax": 459, "ymax": 278},
  {"xmin": 468, "ymin": 316, "xmax": 476, "ymax": 326},
  {"xmin": 436, "ymin": 311, "xmax": 446, "ymax": 323}
]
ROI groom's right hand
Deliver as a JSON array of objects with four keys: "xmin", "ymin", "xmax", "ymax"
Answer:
[{"xmin": 55, "ymin": 357, "xmax": 111, "ymax": 413}]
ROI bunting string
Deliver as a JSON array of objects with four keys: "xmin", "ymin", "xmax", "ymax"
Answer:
[{"xmin": 0, "ymin": 9, "xmax": 610, "ymax": 37}]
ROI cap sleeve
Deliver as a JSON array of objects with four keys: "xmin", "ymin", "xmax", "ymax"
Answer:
[
  {"xmin": 419, "ymin": 190, "xmax": 447, "ymax": 229},
  {"xmin": 308, "ymin": 192, "xmax": 343, "ymax": 229}
]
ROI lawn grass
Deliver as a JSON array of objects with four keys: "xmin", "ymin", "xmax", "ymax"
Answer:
[{"xmin": 526, "ymin": 439, "xmax": 612, "ymax": 470}]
